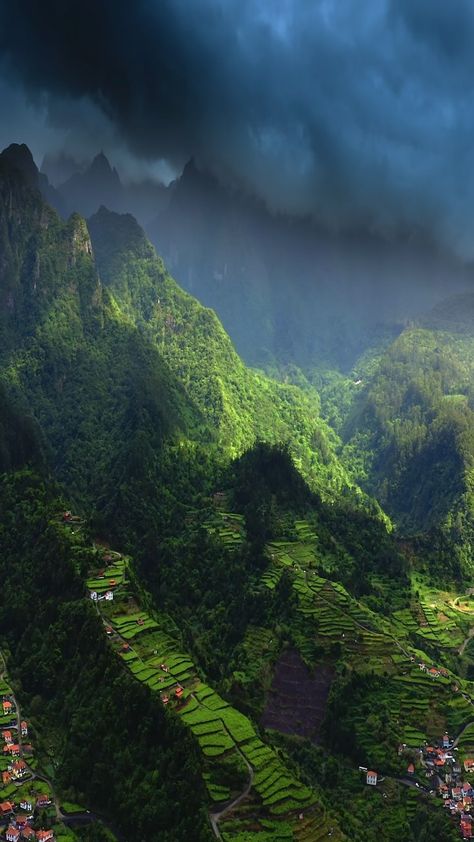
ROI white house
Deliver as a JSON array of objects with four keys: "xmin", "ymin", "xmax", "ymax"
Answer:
[
  {"xmin": 104, "ymin": 590, "xmax": 114, "ymax": 601},
  {"xmin": 20, "ymin": 800, "xmax": 33, "ymax": 812},
  {"xmin": 90, "ymin": 591, "xmax": 98, "ymax": 601}
]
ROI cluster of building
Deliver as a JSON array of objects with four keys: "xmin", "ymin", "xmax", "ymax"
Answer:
[
  {"xmin": 417, "ymin": 661, "xmax": 450, "ymax": 679},
  {"xmin": 422, "ymin": 734, "xmax": 474, "ymax": 838},
  {"xmin": 0, "ymin": 797, "xmax": 53, "ymax": 841},
  {"xmin": 1, "ymin": 701, "xmax": 55, "ymax": 842}
]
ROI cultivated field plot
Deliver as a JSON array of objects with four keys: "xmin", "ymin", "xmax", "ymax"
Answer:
[
  {"xmin": 393, "ymin": 575, "xmax": 469, "ymax": 650},
  {"xmin": 86, "ymin": 555, "xmax": 127, "ymax": 594},
  {"xmin": 203, "ymin": 511, "xmax": 246, "ymax": 550},
  {"xmin": 100, "ymin": 593, "xmax": 327, "ymax": 830},
  {"xmin": 261, "ymin": 648, "xmax": 333, "ymax": 743}
]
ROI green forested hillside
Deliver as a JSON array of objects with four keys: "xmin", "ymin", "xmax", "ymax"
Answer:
[
  {"xmin": 0, "ymin": 146, "xmax": 358, "ymax": 517},
  {"xmin": 2, "ymin": 143, "xmax": 473, "ymax": 842},
  {"xmin": 0, "ymin": 472, "xmax": 212, "ymax": 842},
  {"xmin": 341, "ymin": 313, "xmax": 474, "ymax": 574}
]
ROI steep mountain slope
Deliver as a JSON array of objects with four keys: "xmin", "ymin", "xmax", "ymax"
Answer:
[
  {"xmin": 0, "ymin": 141, "xmax": 471, "ymax": 842},
  {"xmin": 0, "ymin": 143, "xmax": 359, "ymax": 510},
  {"xmin": 42, "ymin": 152, "xmax": 474, "ymax": 373}
]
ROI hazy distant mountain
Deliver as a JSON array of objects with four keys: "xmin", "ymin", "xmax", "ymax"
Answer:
[
  {"xmin": 39, "ymin": 150, "xmax": 474, "ymax": 372},
  {"xmin": 41, "ymin": 150, "xmax": 82, "ymax": 186},
  {"xmin": 148, "ymin": 160, "xmax": 474, "ymax": 371},
  {"xmin": 40, "ymin": 150, "xmax": 170, "ymax": 225}
]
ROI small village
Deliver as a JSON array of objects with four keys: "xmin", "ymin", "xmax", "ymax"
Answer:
[
  {"xmin": 0, "ymin": 691, "xmax": 55, "ymax": 842},
  {"xmin": 365, "ymin": 729, "xmax": 474, "ymax": 839}
]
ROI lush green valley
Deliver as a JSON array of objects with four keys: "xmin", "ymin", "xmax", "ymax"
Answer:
[{"xmin": 1, "ymin": 143, "xmax": 474, "ymax": 842}]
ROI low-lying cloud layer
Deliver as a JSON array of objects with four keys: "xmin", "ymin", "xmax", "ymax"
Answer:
[{"xmin": 1, "ymin": 0, "xmax": 474, "ymax": 255}]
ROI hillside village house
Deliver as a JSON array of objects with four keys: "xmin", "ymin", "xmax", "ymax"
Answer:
[
  {"xmin": 36, "ymin": 830, "xmax": 54, "ymax": 842},
  {"xmin": 3, "ymin": 730, "xmax": 12, "ymax": 744},
  {"xmin": 20, "ymin": 721, "xmax": 28, "ymax": 737},
  {"xmin": 3, "ymin": 743, "xmax": 20, "ymax": 756},
  {"xmin": 6, "ymin": 827, "xmax": 20, "ymax": 842},
  {"xmin": 2, "ymin": 700, "xmax": 12, "ymax": 715},
  {"xmin": 36, "ymin": 795, "xmax": 51, "ymax": 809},
  {"xmin": 11, "ymin": 759, "xmax": 27, "ymax": 779},
  {"xmin": 20, "ymin": 800, "xmax": 33, "ymax": 812},
  {"xmin": 366, "ymin": 771, "xmax": 378, "ymax": 786},
  {"xmin": 0, "ymin": 801, "xmax": 14, "ymax": 816},
  {"xmin": 15, "ymin": 816, "xmax": 29, "ymax": 829},
  {"xmin": 21, "ymin": 829, "xmax": 36, "ymax": 840}
]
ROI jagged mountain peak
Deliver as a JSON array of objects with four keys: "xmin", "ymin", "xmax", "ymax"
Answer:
[
  {"xmin": 88, "ymin": 151, "xmax": 121, "ymax": 186},
  {"xmin": 0, "ymin": 143, "xmax": 38, "ymax": 187}
]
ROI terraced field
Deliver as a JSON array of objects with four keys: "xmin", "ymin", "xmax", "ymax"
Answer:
[
  {"xmin": 97, "ymin": 586, "xmax": 344, "ymax": 840},
  {"xmin": 85, "ymin": 551, "xmax": 128, "ymax": 595},
  {"xmin": 262, "ymin": 527, "xmax": 474, "ymax": 758},
  {"xmin": 203, "ymin": 511, "xmax": 246, "ymax": 550}
]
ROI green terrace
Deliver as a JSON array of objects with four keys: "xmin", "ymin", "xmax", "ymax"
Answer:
[
  {"xmin": 203, "ymin": 511, "xmax": 246, "ymax": 550},
  {"xmin": 98, "ymin": 592, "xmax": 341, "ymax": 839},
  {"xmin": 85, "ymin": 554, "xmax": 128, "ymax": 595},
  {"xmin": 262, "ymin": 534, "xmax": 474, "ymax": 762}
]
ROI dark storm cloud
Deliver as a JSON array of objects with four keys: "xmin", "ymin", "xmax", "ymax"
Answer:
[{"xmin": 1, "ymin": 0, "xmax": 474, "ymax": 253}]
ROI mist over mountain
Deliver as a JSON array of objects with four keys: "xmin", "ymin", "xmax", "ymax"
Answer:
[
  {"xmin": 42, "ymin": 150, "xmax": 170, "ymax": 224},
  {"xmin": 39, "ymin": 148, "xmax": 474, "ymax": 371}
]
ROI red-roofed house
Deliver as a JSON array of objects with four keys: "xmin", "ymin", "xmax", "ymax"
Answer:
[
  {"xmin": 6, "ymin": 827, "xmax": 20, "ymax": 842},
  {"xmin": 461, "ymin": 818, "xmax": 473, "ymax": 839},
  {"xmin": 4, "ymin": 743, "xmax": 20, "ymax": 756},
  {"xmin": 453, "ymin": 787, "xmax": 463, "ymax": 801},
  {"xmin": 20, "ymin": 721, "xmax": 28, "ymax": 737},
  {"xmin": 463, "ymin": 782, "xmax": 473, "ymax": 796},
  {"xmin": 15, "ymin": 816, "xmax": 29, "ymax": 829},
  {"xmin": 0, "ymin": 801, "xmax": 14, "ymax": 816},
  {"xmin": 366, "ymin": 771, "xmax": 378, "ymax": 786},
  {"xmin": 407, "ymin": 763, "xmax": 415, "ymax": 775},
  {"xmin": 36, "ymin": 831, "xmax": 54, "ymax": 842},
  {"xmin": 443, "ymin": 733, "xmax": 450, "ymax": 748},
  {"xmin": 175, "ymin": 687, "xmax": 184, "ymax": 699},
  {"xmin": 36, "ymin": 796, "xmax": 51, "ymax": 808},
  {"xmin": 2, "ymin": 700, "xmax": 12, "ymax": 715},
  {"xmin": 2, "ymin": 771, "xmax": 11, "ymax": 785},
  {"xmin": 21, "ymin": 828, "xmax": 36, "ymax": 840},
  {"xmin": 11, "ymin": 760, "xmax": 27, "ymax": 779},
  {"xmin": 465, "ymin": 760, "xmax": 474, "ymax": 772},
  {"xmin": 3, "ymin": 730, "xmax": 12, "ymax": 743}
]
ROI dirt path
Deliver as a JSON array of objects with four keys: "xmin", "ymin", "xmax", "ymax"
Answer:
[
  {"xmin": 459, "ymin": 628, "xmax": 474, "ymax": 656},
  {"xmin": 209, "ymin": 740, "xmax": 254, "ymax": 839}
]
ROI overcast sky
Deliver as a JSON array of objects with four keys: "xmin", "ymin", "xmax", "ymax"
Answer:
[{"xmin": 1, "ymin": 0, "xmax": 474, "ymax": 255}]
